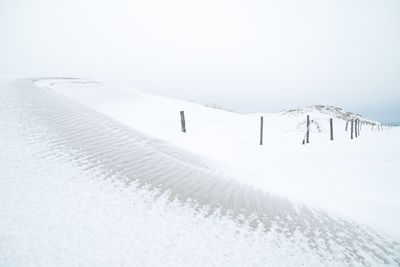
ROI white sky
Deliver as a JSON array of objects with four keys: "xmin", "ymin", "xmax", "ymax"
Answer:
[{"xmin": 1, "ymin": 0, "xmax": 399, "ymax": 122}]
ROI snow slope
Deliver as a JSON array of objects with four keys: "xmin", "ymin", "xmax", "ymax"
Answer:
[
  {"xmin": 35, "ymin": 78, "xmax": 400, "ymax": 239},
  {"xmin": 1, "ymin": 77, "xmax": 399, "ymax": 266}
]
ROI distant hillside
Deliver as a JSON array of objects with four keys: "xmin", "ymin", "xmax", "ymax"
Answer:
[{"xmin": 281, "ymin": 105, "xmax": 379, "ymax": 125}]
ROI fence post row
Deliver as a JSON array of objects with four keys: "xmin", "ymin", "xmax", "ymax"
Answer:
[
  {"xmin": 180, "ymin": 111, "xmax": 186, "ymax": 133},
  {"xmin": 260, "ymin": 116, "xmax": 263, "ymax": 145},
  {"xmin": 177, "ymin": 111, "xmax": 382, "ymax": 144}
]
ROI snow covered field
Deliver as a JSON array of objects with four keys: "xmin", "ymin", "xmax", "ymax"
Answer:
[
  {"xmin": 1, "ymin": 77, "xmax": 400, "ymax": 266},
  {"xmin": 36, "ymin": 77, "xmax": 400, "ymax": 238}
]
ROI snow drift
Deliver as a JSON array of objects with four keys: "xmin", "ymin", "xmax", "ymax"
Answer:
[{"xmin": 1, "ymin": 77, "xmax": 399, "ymax": 266}]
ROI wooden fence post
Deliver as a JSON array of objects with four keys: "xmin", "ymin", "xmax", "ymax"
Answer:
[
  {"xmin": 180, "ymin": 111, "xmax": 186, "ymax": 133},
  {"xmin": 306, "ymin": 115, "xmax": 310, "ymax": 143},
  {"xmin": 260, "ymin": 116, "xmax": 263, "ymax": 145},
  {"xmin": 351, "ymin": 119, "xmax": 354, "ymax": 139},
  {"xmin": 330, "ymin": 118, "xmax": 333, "ymax": 141},
  {"xmin": 354, "ymin": 120, "xmax": 358, "ymax": 138}
]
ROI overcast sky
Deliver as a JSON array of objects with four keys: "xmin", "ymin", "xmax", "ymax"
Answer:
[{"xmin": 1, "ymin": 0, "xmax": 399, "ymax": 122}]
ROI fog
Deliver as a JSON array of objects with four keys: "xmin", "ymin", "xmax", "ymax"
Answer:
[{"xmin": 1, "ymin": 0, "xmax": 399, "ymax": 122}]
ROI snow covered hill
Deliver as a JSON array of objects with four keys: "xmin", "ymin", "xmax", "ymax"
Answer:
[
  {"xmin": 35, "ymin": 77, "xmax": 400, "ymax": 237},
  {"xmin": 1, "ymin": 77, "xmax": 400, "ymax": 266},
  {"xmin": 282, "ymin": 105, "xmax": 376, "ymax": 123}
]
